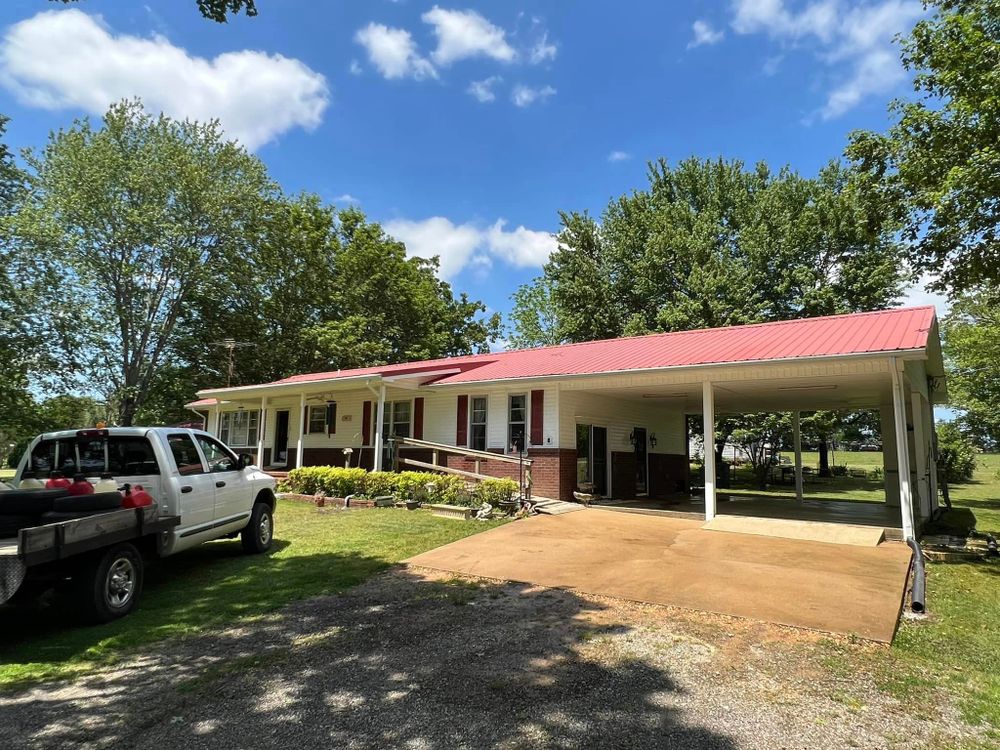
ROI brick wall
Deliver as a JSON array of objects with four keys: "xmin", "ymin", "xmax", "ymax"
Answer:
[{"xmin": 445, "ymin": 447, "xmax": 576, "ymax": 501}]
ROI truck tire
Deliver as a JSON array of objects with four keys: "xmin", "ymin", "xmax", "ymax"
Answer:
[
  {"xmin": 241, "ymin": 502, "xmax": 273, "ymax": 554},
  {"xmin": 75, "ymin": 542, "xmax": 144, "ymax": 623}
]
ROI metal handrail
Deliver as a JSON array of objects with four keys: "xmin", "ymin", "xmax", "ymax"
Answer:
[{"xmin": 392, "ymin": 436, "xmax": 532, "ymax": 466}]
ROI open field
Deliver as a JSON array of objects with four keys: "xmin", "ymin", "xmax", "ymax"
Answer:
[{"xmin": 0, "ymin": 503, "xmax": 507, "ymax": 688}]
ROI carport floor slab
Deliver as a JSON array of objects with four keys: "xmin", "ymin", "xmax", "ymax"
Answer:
[
  {"xmin": 406, "ymin": 509, "xmax": 913, "ymax": 642},
  {"xmin": 703, "ymin": 515, "xmax": 886, "ymax": 546}
]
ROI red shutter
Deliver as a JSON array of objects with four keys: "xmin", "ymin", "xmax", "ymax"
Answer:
[
  {"xmin": 413, "ymin": 397, "xmax": 424, "ymax": 440},
  {"xmin": 327, "ymin": 402, "xmax": 337, "ymax": 436},
  {"xmin": 530, "ymin": 390, "xmax": 544, "ymax": 446},
  {"xmin": 362, "ymin": 401, "xmax": 372, "ymax": 446},
  {"xmin": 456, "ymin": 395, "xmax": 468, "ymax": 447}
]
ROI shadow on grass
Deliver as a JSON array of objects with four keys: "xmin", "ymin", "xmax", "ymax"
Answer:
[
  {"xmin": 1, "ymin": 571, "xmax": 740, "ymax": 749},
  {"xmin": 0, "ymin": 539, "xmax": 397, "ymax": 686}
]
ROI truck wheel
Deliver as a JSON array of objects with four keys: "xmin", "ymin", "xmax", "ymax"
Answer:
[
  {"xmin": 241, "ymin": 502, "xmax": 273, "ymax": 554},
  {"xmin": 76, "ymin": 543, "xmax": 143, "ymax": 623}
]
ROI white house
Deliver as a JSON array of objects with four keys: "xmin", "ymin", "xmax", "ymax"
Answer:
[{"xmin": 186, "ymin": 306, "xmax": 945, "ymax": 540}]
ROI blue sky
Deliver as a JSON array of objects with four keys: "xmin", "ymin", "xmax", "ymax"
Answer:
[{"xmin": 0, "ymin": 0, "xmax": 949, "ymax": 325}]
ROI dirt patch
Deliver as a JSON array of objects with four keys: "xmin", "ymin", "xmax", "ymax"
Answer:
[{"xmin": 0, "ymin": 568, "xmax": 983, "ymax": 749}]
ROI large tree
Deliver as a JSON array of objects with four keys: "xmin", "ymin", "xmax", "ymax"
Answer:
[
  {"xmin": 847, "ymin": 0, "xmax": 1000, "ymax": 294},
  {"xmin": 13, "ymin": 100, "xmax": 277, "ymax": 425},
  {"xmin": 941, "ymin": 290, "xmax": 1000, "ymax": 449},
  {"xmin": 511, "ymin": 158, "xmax": 907, "ymax": 346}
]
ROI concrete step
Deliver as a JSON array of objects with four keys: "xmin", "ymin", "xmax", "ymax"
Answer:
[
  {"xmin": 703, "ymin": 515, "xmax": 886, "ymax": 547},
  {"xmin": 532, "ymin": 496, "xmax": 586, "ymax": 515}
]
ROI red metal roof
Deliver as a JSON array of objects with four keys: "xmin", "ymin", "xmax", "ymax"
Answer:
[{"xmin": 205, "ymin": 306, "xmax": 937, "ymax": 392}]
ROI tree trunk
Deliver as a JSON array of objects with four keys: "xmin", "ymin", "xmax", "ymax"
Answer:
[{"xmin": 818, "ymin": 437, "xmax": 831, "ymax": 477}]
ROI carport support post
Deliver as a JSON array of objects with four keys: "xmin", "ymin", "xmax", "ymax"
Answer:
[
  {"xmin": 257, "ymin": 396, "xmax": 268, "ymax": 468},
  {"xmin": 890, "ymin": 358, "xmax": 916, "ymax": 540},
  {"xmin": 792, "ymin": 411, "xmax": 804, "ymax": 503},
  {"xmin": 296, "ymin": 392, "xmax": 305, "ymax": 469},
  {"xmin": 702, "ymin": 381, "xmax": 716, "ymax": 521},
  {"xmin": 374, "ymin": 383, "xmax": 386, "ymax": 472}
]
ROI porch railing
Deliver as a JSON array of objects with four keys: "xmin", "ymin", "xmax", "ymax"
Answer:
[{"xmin": 389, "ymin": 436, "xmax": 532, "ymax": 498}]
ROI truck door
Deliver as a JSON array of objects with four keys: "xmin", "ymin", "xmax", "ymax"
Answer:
[
  {"xmin": 194, "ymin": 434, "xmax": 253, "ymax": 525},
  {"xmin": 165, "ymin": 433, "xmax": 215, "ymax": 530}
]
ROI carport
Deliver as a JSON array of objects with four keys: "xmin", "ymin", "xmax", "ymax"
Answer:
[{"xmin": 407, "ymin": 509, "xmax": 914, "ymax": 642}]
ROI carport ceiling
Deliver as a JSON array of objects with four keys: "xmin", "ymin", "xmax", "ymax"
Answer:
[{"xmin": 583, "ymin": 372, "xmax": 893, "ymax": 415}]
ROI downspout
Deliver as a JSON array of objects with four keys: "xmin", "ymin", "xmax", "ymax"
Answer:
[{"xmin": 906, "ymin": 538, "xmax": 926, "ymax": 613}]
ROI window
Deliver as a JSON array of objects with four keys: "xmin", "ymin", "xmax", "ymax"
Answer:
[
  {"xmin": 307, "ymin": 405, "xmax": 327, "ymax": 434},
  {"xmin": 508, "ymin": 394, "xmax": 527, "ymax": 452},
  {"xmin": 195, "ymin": 435, "xmax": 239, "ymax": 473},
  {"xmin": 168, "ymin": 434, "xmax": 205, "ymax": 476},
  {"xmin": 470, "ymin": 396, "xmax": 487, "ymax": 451},
  {"xmin": 219, "ymin": 410, "xmax": 259, "ymax": 447},
  {"xmin": 28, "ymin": 436, "xmax": 160, "ymax": 477},
  {"xmin": 381, "ymin": 400, "xmax": 411, "ymax": 439}
]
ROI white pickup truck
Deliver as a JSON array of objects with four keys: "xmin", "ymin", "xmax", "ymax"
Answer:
[{"xmin": 0, "ymin": 427, "xmax": 277, "ymax": 622}]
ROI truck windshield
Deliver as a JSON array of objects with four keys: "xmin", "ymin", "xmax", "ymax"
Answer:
[{"xmin": 29, "ymin": 436, "xmax": 161, "ymax": 477}]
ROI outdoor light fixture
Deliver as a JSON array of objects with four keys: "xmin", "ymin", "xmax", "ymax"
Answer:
[
  {"xmin": 649, "ymin": 433, "xmax": 658, "ymax": 448},
  {"xmin": 629, "ymin": 430, "xmax": 637, "ymax": 445}
]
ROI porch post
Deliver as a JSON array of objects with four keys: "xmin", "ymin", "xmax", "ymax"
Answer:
[
  {"xmin": 890, "ymin": 358, "xmax": 916, "ymax": 540},
  {"xmin": 792, "ymin": 411, "xmax": 804, "ymax": 503},
  {"xmin": 374, "ymin": 383, "xmax": 386, "ymax": 471},
  {"xmin": 702, "ymin": 380, "xmax": 716, "ymax": 521},
  {"xmin": 295, "ymin": 392, "xmax": 305, "ymax": 469},
  {"xmin": 911, "ymin": 392, "xmax": 931, "ymax": 520},
  {"xmin": 257, "ymin": 396, "xmax": 268, "ymax": 468}
]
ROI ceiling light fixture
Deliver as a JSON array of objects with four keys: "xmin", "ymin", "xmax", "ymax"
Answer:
[{"xmin": 776, "ymin": 384, "xmax": 838, "ymax": 392}]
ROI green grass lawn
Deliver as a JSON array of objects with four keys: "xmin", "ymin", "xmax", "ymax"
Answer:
[
  {"xmin": 0, "ymin": 501, "xmax": 507, "ymax": 690},
  {"xmin": 819, "ymin": 453, "xmax": 1000, "ymax": 745}
]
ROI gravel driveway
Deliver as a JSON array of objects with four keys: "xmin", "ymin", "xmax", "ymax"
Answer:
[{"xmin": 1, "ymin": 568, "xmax": 980, "ymax": 749}]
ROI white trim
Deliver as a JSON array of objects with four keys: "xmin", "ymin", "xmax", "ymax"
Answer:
[
  {"xmin": 890, "ymin": 357, "xmax": 916, "ymax": 539},
  {"xmin": 270, "ymin": 409, "xmax": 290, "ymax": 468},
  {"xmin": 792, "ymin": 411, "xmax": 803, "ymax": 503},
  {"xmin": 374, "ymin": 384, "xmax": 386, "ymax": 471},
  {"xmin": 468, "ymin": 394, "xmax": 488, "ymax": 452},
  {"xmin": 912, "ymin": 391, "xmax": 931, "ymax": 519},
  {"xmin": 257, "ymin": 396, "xmax": 268, "ymax": 467},
  {"xmin": 507, "ymin": 392, "xmax": 528, "ymax": 453},
  {"xmin": 703, "ymin": 381, "xmax": 716, "ymax": 521},
  {"xmin": 296, "ymin": 392, "xmax": 305, "ymax": 468}
]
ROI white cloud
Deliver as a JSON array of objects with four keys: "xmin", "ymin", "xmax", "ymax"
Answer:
[
  {"xmin": 384, "ymin": 216, "xmax": 556, "ymax": 279},
  {"xmin": 529, "ymin": 32, "xmax": 558, "ymax": 63},
  {"xmin": 355, "ymin": 22, "xmax": 436, "ymax": 80},
  {"xmin": 728, "ymin": 0, "xmax": 923, "ymax": 118},
  {"xmin": 511, "ymin": 83, "xmax": 556, "ymax": 108},
  {"xmin": 349, "ymin": 59, "xmax": 363, "ymax": 75},
  {"xmin": 467, "ymin": 75, "xmax": 502, "ymax": 103},
  {"xmin": 333, "ymin": 193, "xmax": 360, "ymax": 205},
  {"xmin": 422, "ymin": 6, "xmax": 516, "ymax": 66},
  {"xmin": 0, "ymin": 9, "xmax": 328, "ymax": 151},
  {"xmin": 607, "ymin": 150, "xmax": 631, "ymax": 163},
  {"xmin": 688, "ymin": 20, "xmax": 725, "ymax": 48}
]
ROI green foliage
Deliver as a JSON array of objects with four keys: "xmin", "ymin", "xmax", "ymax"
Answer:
[
  {"xmin": 847, "ymin": 0, "xmax": 1000, "ymax": 294},
  {"xmin": 56, "ymin": 0, "xmax": 258, "ymax": 22},
  {"xmin": 12, "ymin": 100, "xmax": 276, "ymax": 425},
  {"xmin": 472, "ymin": 478, "xmax": 519, "ymax": 506},
  {"xmin": 510, "ymin": 158, "xmax": 906, "ymax": 346},
  {"xmin": 280, "ymin": 467, "xmax": 472, "ymax": 506},
  {"xmin": 936, "ymin": 421, "xmax": 978, "ymax": 483},
  {"xmin": 943, "ymin": 290, "xmax": 1000, "ymax": 450}
]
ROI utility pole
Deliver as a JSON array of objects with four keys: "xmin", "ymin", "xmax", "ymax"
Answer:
[{"xmin": 210, "ymin": 338, "xmax": 255, "ymax": 386}]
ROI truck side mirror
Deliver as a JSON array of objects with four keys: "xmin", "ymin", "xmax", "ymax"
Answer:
[{"xmin": 238, "ymin": 453, "xmax": 254, "ymax": 470}]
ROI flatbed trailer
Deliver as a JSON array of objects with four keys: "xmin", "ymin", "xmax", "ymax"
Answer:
[{"xmin": 1, "ymin": 506, "xmax": 180, "ymax": 622}]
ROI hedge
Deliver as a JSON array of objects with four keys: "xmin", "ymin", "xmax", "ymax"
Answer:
[{"xmin": 279, "ymin": 466, "xmax": 519, "ymax": 508}]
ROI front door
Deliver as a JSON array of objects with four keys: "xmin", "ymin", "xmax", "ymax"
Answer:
[
  {"xmin": 576, "ymin": 424, "xmax": 608, "ymax": 496},
  {"xmin": 592, "ymin": 426, "xmax": 608, "ymax": 495},
  {"xmin": 633, "ymin": 427, "xmax": 648, "ymax": 495},
  {"xmin": 273, "ymin": 410, "xmax": 290, "ymax": 467}
]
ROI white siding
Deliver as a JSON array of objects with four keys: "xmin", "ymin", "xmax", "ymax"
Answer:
[{"xmin": 558, "ymin": 390, "xmax": 685, "ymax": 456}]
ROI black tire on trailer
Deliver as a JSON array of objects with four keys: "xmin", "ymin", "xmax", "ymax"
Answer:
[
  {"xmin": 241, "ymin": 502, "xmax": 273, "ymax": 554},
  {"xmin": 75, "ymin": 542, "xmax": 144, "ymax": 623}
]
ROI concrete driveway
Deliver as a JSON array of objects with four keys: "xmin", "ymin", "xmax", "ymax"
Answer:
[{"xmin": 407, "ymin": 509, "xmax": 913, "ymax": 642}]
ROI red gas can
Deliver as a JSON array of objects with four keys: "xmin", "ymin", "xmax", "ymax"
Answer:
[
  {"xmin": 45, "ymin": 471, "xmax": 72, "ymax": 490},
  {"xmin": 66, "ymin": 474, "xmax": 95, "ymax": 495},
  {"xmin": 121, "ymin": 484, "xmax": 154, "ymax": 508}
]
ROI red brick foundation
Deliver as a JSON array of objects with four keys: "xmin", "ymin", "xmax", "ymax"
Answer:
[{"xmin": 445, "ymin": 448, "xmax": 577, "ymax": 501}]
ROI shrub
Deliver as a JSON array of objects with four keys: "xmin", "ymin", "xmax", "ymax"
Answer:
[
  {"xmin": 936, "ymin": 422, "xmax": 977, "ymax": 484},
  {"xmin": 364, "ymin": 471, "xmax": 400, "ymax": 498},
  {"xmin": 280, "ymin": 466, "xmax": 366, "ymax": 497},
  {"xmin": 830, "ymin": 464, "xmax": 848, "ymax": 477},
  {"xmin": 473, "ymin": 478, "xmax": 519, "ymax": 506}
]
